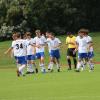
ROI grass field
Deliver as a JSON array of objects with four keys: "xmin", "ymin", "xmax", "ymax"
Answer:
[{"xmin": 0, "ymin": 32, "xmax": 100, "ymax": 100}]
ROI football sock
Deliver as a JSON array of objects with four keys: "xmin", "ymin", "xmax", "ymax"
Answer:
[
  {"xmin": 40, "ymin": 63, "xmax": 46, "ymax": 72},
  {"xmin": 48, "ymin": 63, "xmax": 51, "ymax": 70},
  {"xmin": 19, "ymin": 65, "xmax": 26, "ymax": 75},
  {"xmin": 67, "ymin": 59, "xmax": 71, "ymax": 69},
  {"xmin": 73, "ymin": 58, "xmax": 77, "ymax": 69},
  {"xmin": 56, "ymin": 63, "xmax": 60, "ymax": 69},
  {"xmin": 27, "ymin": 64, "xmax": 34, "ymax": 72},
  {"xmin": 89, "ymin": 62, "xmax": 94, "ymax": 70},
  {"xmin": 77, "ymin": 62, "xmax": 81, "ymax": 70},
  {"xmin": 81, "ymin": 61, "xmax": 85, "ymax": 69},
  {"xmin": 49, "ymin": 62, "xmax": 54, "ymax": 70}
]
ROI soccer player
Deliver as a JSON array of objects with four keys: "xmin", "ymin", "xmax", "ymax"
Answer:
[
  {"xmin": 46, "ymin": 32, "xmax": 62, "ymax": 72},
  {"xmin": 32, "ymin": 30, "xmax": 47, "ymax": 73},
  {"xmin": 25, "ymin": 32, "xmax": 38, "ymax": 74},
  {"xmin": 75, "ymin": 29, "xmax": 89, "ymax": 72},
  {"xmin": 66, "ymin": 32, "xmax": 77, "ymax": 70},
  {"xmin": 5, "ymin": 33, "xmax": 27, "ymax": 76},
  {"xmin": 84, "ymin": 30, "xmax": 94, "ymax": 71}
]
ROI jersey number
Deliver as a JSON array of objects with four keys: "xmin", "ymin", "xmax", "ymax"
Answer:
[{"xmin": 16, "ymin": 43, "xmax": 23, "ymax": 49}]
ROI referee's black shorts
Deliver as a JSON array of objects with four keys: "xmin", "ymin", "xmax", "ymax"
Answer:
[{"xmin": 67, "ymin": 48, "xmax": 76, "ymax": 57}]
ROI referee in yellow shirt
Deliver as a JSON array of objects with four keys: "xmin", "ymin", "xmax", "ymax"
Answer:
[{"xmin": 66, "ymin": 32, "xmax": 77, "ymax": 70}]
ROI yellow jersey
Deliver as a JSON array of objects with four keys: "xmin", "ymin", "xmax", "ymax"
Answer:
[{"xmin": 66, "ymin": 36, "xmax": 76, "ymax": 48}]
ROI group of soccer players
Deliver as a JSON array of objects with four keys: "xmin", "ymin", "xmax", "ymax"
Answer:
[
  {"xmin": 66, "ymin": 29, "xmax": 94, "ymax": 72},
  {"xmin": 5, "ymin": 28, "xmax": 94, "ymax": 77}
]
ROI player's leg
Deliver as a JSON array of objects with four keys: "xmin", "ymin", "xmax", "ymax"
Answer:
[
  {"xmin": 32, "ymin": 55, "xmax": 38, "ymax": 73},
  {"xmin": 81, "ymin": 53, "xmax": 88, "ymax": 71},
  {"xmin": 76, "ymin": 53, "xmax": 83, "ymax": 72},
  {"xmin": 55, "ymin": 49, "xmax": 61, "ymax": 72},
  {"xmin": 73, "ymin": 57, "xmax": 77, "ymax": 69},
  {"xmin": 39, "ymin": 52, "xmax": 46, "ymax": 73},
  {"xmin": 17, "ymin": 56, "xmax": 27, "ymax": 76},
  {"xmin": 88, "ymin": 58, "xmax": 94, "ymax": 71},
  {"xmin": 88, "ymin": 52, "xmax": 94, "ymax": 72},
  {"xmin": 67, "ymin": 49, "xmax": 72, "ymax": 70},
  {"xmin": 26, "ymin": 55, "xmax": 34, "ymax": 74},
  {"xmin": 48, "ymin": 50, "xmax": 55, "ymax": 72},
  {"xmin": 72, "ymin": 48, "xmax": 77, "ymax": 69}
]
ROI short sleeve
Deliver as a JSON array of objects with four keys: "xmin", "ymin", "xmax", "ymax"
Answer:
[
  {"xmin": 57, "ymin": 38, "xmax": 61, "ymax": 44},
  {"xmin": 11, "ymin": 41, "xmax": 15, "ymax": 48},
  {"xmin": 75, "ymin": 37, "xmax": 79, "ymax": 43},
  {"xmin": 42, "ymin": 36, "xmax": 47, "ymax": 43}
]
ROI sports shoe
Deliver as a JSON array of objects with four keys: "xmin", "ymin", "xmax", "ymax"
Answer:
[
  {"xmin": 67, "ymin": 68, "xmax": 72, "ymax": 70},
  {"xmin": 57, "ymin": 68, "xmax": 60, "ymax": 72},
  {"xmin": 16, "ymin": 70, "xmax": 20, "ymax": 77},
  {"xmin": 35, "ymin": 68, "xmax": 38, "ymax": 73},
  {"xmin": 75, "ymin": 69, "xmax": 80, "ymax": 72}
]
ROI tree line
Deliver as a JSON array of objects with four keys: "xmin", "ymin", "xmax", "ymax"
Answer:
[{"xmin": 0, "ymin": 0, "xmax": 100, "ymax": 35}]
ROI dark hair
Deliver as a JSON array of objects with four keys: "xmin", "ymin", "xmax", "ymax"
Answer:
[
  {"xmin": 16, "ymin": 32, "xmax": 21, "ymax": 38},
  {"xmin": 67, "ymin": 32, "xmax": 73, "ymax": 35},
  {"xmin": 50, "ymin": 32, "xmax": 55, "ymax": 36},
  {"xmin": 78, "ymin": 28, "xmax": 89, "ymax": 34},
  {"xmin": 26, "ymin": 32, "xmax": 32, "ymax": 36},
  {"xmin": 35, "ymin": 29, "xmax": 40, "ymax": 33}
]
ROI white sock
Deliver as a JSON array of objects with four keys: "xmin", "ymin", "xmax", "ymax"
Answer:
[
  {"xmin": 77, "ymin": 62, "xmax": 81, "ymax": 70},
  {"xmin": 56, "ymin": 63, "xmax": 60, "ymax": 69},
  {"xmin": 48, "ymin": 63, "xmax": 51, "ymax": 69},
  {"xmin": 81, "ymin": 61, "xmax": 85, "ymax": 69},
  {"xmin": 48, "ymin": 62, "xmax": 53, "ymax": 70},
  {"xmin": 40, "ymin": 63, "xmax": 45, "ymax": 72},
  {"xmin": 27, "ymin": 64, "xmax": 34, "ymax": 72},
  {"xmin": 19, "ymin": 65, "xmax": 26, "ymax": 75},
  {"xmin": 89, "ymin": 62, "xmax": 94, "ymax": 70}
]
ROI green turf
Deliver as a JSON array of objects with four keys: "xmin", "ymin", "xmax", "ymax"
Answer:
[
  {"xmin": 0, "ymin": 33, "xmax": 100, "ymax": 100},
  {"xmin": 0, "ymin": 66, "xmax": 100, "ymax": 100}
]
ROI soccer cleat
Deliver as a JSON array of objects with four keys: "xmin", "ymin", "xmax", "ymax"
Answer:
[
  {"xmin": 89, "ymin": 69, "xmax": 94, "ymax": 72},
  {"xmin": 22, "ymin": 74, "xmax": 26, "ymax": 77},
  {"xmin": 75, "ymin": 69, "xmax": 80, "ymax": 72},
  {"xmin": 35, "ymin": 68, "xmax": 38, "ymax": 73},
  {"xmin": 26, "ymin": 71, "xmax": 31, "ymax": 74},
  {"xmin": 67, "ymin": 68, "xmax": 72, "ymax": 70},
  {"xmin": 48, "ymin": 69, "xmax": 51, "ymax": 71},
  {"xmin": 42, "ymin": 69, "xmax": 46, "ymax": 73},
  {"xmin": 26, "ymin": 71, "xmax": 34, "ymax": 74},
  {"xmin": 50, "ymin": 69, "xmax": 54, "ymax": 72},
  {"xmin": 16, "ymin": 70, "xmax": 20, "ymax": 77},
  {"xmin": 57, "ymin": 68, "xmax": 60, "ymax": 72}
]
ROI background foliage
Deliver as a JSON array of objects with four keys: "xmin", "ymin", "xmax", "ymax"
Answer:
[{"xmin": 0, "ymin": 0, "xmax": 100, "ymax": 34}]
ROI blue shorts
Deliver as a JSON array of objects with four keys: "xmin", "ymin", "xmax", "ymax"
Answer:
[
  {"xmin": 36, "ymin": 52, "xmax": 45, "ymax": 59},
  {"xmin": 27, "ymin": 55, "xmax": 36, "ymax": 60},
  {"xmin": 88, "ymin": 52, "xmax": 94, "ymax": 58},
  {"xmin": 16, "ymin": 56, "xmax": 27, "ymax": 65},
  {"xmin": 50, "ymin": 49, "xmax": 60, "ymax": 59},
  {"xmin": 78, "ymin": 53, "xmax": 88, "ymax": 59}
]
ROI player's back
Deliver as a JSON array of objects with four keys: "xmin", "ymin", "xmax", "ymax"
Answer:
[
  {"xmin": 26, "ymin": 38, "xmax": 35, "ymax": 55},
  {"xmin": 85, "ymin": 35, "xmax": 93, "ymax": 52},
  {"xmin": 12, "ymin": 39, "xmax": 27, "ymax": 57},
  {"xmin": 76, "ymin": 36, "xmax": 88, "ymax": 53}
]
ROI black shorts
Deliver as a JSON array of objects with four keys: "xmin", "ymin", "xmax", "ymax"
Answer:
[{"xmin": 67, "ymin": 48, "xmax": 76, "ymax": 57}]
